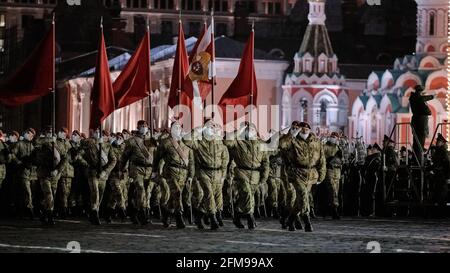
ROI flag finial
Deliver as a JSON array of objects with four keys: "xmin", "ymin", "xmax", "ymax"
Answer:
[
  {"xmin": 252, "ymin": 20, "xmax": 255, "ymax": 32},
  {"xmin": 52, "ymin": 12, "xmax": 55, "ymax": 25},
  {"xmin": 100, "ymin": 16, "xmax": 103, "ymax": 28}
]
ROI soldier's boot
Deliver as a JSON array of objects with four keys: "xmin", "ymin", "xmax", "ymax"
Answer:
[
  {"xmin": 185, "ymin": 206, "xmax": 192, "ymax": 225},
  {"xmin": 90, "ymin": 210, "xmax": 101, "ymax": 225},
  {"xmin": 294, "ymin": 215, "xmax": 303, "ymax": 230},
  {"xmin": 27, "ymin": 208, "xmax": 34, "ymax": 220},
  {"xmin": 247, "ymin": 214, "xmax": 256, "ymax": 230},
  {"xmin": 40, "ymin": 210, "xmax": 47, "ymax": 224},
  {"xmin": 286, "ymin": 214, "xmax": 296, "ymax": 231},
  {"xmin": 146, "ymin": 208, "xmax": 153, "ymax": 224},
  {"xmin": 118, "ymin": 208, "xmax": 127, "ymax": 222},
  {"xmin": 233, "ymin": 212, "xmax": 245, "ymax": 229},
  {"xmin": 138, "ymin": 209, "xmax": 149, "ymax": 225},
  {"xmin": 209, "ymin": 214, "xmax": 220, "ymax": 230},
  {"xmin": 216, "ymin": 211, "xmax": 224, "ymax": 227},
  {"xmin": 331, "ymin": 207, "xmax": 341, "ymax": 220},
  {"xmin": 272, "ymin": 206, "xmax": 279, "ymax": 219},
  {"xmin": 279, "ymin": 208, "xmax": 288, "ymax": 229},
  {"xmin": 175, "ymin": 212, "xmax": 186, "ymax": 229},
  {"xmin": 46, "ymin": 210, "xmax": 55, "ymax": 226},
  {"xmin": 301, "ymin": 214, "xmax": 313, "ymax": 232},
  {"xmin": 203, "ymin": 214, "xmax": 210, "ymax": 225},
  {"xmin": 161, "ymin": 208, "xmax": 170, "ymax": 228},
  {"xmin": 194, "ymin": 209, "xmax": 205, "ymax": 230},
  {"xmin": 104, "ymin": 208, "xmax": 113, "ymax": 224},
  {"xmin": 59, "ymin": 208, "xmax": 68, "ymax": 220},
  {"xmin": 223, "ymin": 206, "xmax": 232, "ymax": 218},
  {"xmin": 152, "ymin": 205, "xmax": 161, "ymax": 219}
]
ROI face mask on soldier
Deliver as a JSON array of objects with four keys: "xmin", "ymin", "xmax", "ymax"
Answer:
[
  {"xmin": 9, "ymin": 135, "xmax": 17, "ymax": 143},
  {"xmin": 24, "ymin": 133, "xmax": 33, "ymax": 141},
  {"xmin": 290, "ymin": 128, "xmax": 301, "ymax": 137},
  {"xmin": 171, "ymin": 125, "xmax": 182, "ymax": 139},
  {"xmin": 139, "ymin": 126, "xmax": 149, "ymax": 135},
  {"xmin": 57, "ymin": 131, "xmax": 66, "ymax": 140},
  {"xmin": 71, "ymin": 134, "xmax": 80, "ymax": 143},
  {"xmin": 46, "ymin": 132, "xmax": 52, "ymax": 138},
  {"xmin": 109, "ymin": 137, "xmax": 116, "ymax": 144},
  {"xmin": 330, "ymin": 137, "xmax": 338, "ymax": 145},
  {"xmin": 203, "ymin": 126, "xmax": 215, "ymax": 139},
  {"xmin": 115, "ymin": 138, "xmax": 124, "ymax": 146},
  {"xmin": 246, "ymin": 129, "xmax": 257, "ymax": 140}
]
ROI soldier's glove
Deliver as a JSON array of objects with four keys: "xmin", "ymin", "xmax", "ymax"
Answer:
[
  {"xmin": 316, "ymin": 181, "xmax": 322, "ymax": 185},
  {"xmin": 50, "ymin": 170, "xmax": 59, "ymax": 178},
  {"xmin": 128, "ymin": 178, "xmax": 134, "ymax": 184},
  {"xmin": 151, "ymin": 172, "xmax": 158, "ymax": 179}
]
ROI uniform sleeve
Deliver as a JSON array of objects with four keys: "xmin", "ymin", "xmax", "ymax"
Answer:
[
  {"xmin": 317, "ymin": 144, "xmax": 327, "ymax": 182},
  {"xmin": 221, "ymin": 144, "xmax": 230, "ymax": 173},
  {"xmin": 9, "ymin": 144, "xmax": 21, "ymax": 165},
  {"xmin": 152, "ymin": 141, "xmax": 164, "ymax": 172},
  {"xmin": 259, "ymin": 151, "xmax": 270, "ymax": 185},
  {"xmin": 188, "ymin": 148, "xmax": 195, "ymax": 178},
  {"xmin": 103, "ymin": 147, "xmax": 117, "ymax": 175},
  {"xmin": 421, "ymin": 95, "xmax": 434, "ymax": 102},
  {"xmin": 120, "ymin": 140, "xmax": 132, "ymax": 169}
]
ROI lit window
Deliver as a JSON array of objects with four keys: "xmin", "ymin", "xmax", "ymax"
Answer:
[{"xmin": 0, "ymin": 15, "xmax": 5, "ymax": 28}]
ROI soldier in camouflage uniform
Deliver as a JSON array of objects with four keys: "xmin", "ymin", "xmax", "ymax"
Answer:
[
  {"xmin": 0, "ymin": 130, "xmax": 9, "ymax": 192},
  {"xmin": 121, "ymin": 120, "xmax": 157, "ymax": 225},
  {"xmin": 35, "ymin": 126, "xmax": 67, "ymax": 225},
  {"xmin": 105, "ymin": 132, "xmax": 128, "ymax": 223},
  {"xmin": 5, "ymin": 131, "xmax": 20, "ymax": 215},
  {"xmin": 67, "ymin": 130, "xmax": 86, "ymax": 216},
  {"xmin": 323, "ymin": 132, "xmax": 343, "ymax": 220},
  {"xmin": 78, "ymin": 129, "xmax": 117, "ymax": 225},
  {"xmin": 54, "ymin": 127, "xmax": 74, "ymax": 219},
  {"xmin": 184, "ymin": 119, "xmax": 229, "ymax": 230},
  {"xmin": 224, "ymin": 122, "xmax": 269, "ymax": 230},
  {"xmin": 10, "ymin": 128, "xmax": 38, "ymax": 219},
  {"xmin": 266, "ymin": 131, "xmax": 283, "ymax": 219},
  {"xmin": 153, "ymin": 121, "xmax": 194, "ymax": 229},
  {"xmin": 280, "ymin": 122, "xmax": 326, "ymax": 232}
]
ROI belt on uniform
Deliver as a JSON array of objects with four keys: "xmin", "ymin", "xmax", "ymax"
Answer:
[
  {"xmin": 168, "ymin": 164, "xmax": 188, "ymax": 170},
  {"xmin": 201, "ymin": 166, "xmax": 222, "ymax": 171},
  {"xmin": 237, "ymin": 166, "xmax": 261, "ymax": 171},
  {"xmin": 291, "ymin": 165, "xmax": 314, "ymax": 170}
]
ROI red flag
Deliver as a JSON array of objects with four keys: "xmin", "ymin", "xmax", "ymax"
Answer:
[
  {"xmin": 89, "ymin": 28, "xmax": 115, "ymax": 130},
  {"xmin": 113, "ymin": 29, "xmax": 151, "ymax": 109},
  {"xmin": 168, "ymin": 22, "xmax": 190, "ymax": 109},
  {"xmin": 0, "ymin": 21, "xmax": 55, "ymax": 106},
  {"xmin": 219, "ymin": 31, "xmax": 257, "ymax": 122}
]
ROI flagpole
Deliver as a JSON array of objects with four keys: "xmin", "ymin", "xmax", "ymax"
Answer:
[
  {"xmin": 177, "ymin": 11, "xmax": 182, "ymax": 118},
  {"xmin": 100, "ymin": 16, "xmax": 104, "ymax": 138},
  {"xmin": 210, "ymin": 9, "xmax": 215, "ymax": 119},
  {"xmin": 52, "ymin": 13, "xmax": 56, "ymax": 138},
  {"xmin": 248, "ymin": 21, "xmax": 255, "ymax": 138},
  {"xmin": 99, "ymin": 16, "xmax": 103, "ymax": 175},
  {"xmin": 147, "ymin": 22, "xmax": 153, "ymax": 138}
]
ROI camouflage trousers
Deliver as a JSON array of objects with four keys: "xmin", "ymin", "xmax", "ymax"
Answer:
[
  {"xmin": 267, "ymin": 177, "xmax": 281, "ymax": 208},
  {"xmin": 255, "ymin": 182, "xmax": 268, "ymax": 212},
  {"xmin": 222, "ymin": 177, "xmax": 233, "ymax": 208},
  {"xmin": 197, "ymin": 169, "xmax": 224, "ymax": 215},
  {"xmin": 164, "ymin": 166, "xmax": 188, "ymax": 214},
  {"xmin": 56, "ymin": 177, "xmax": 72, "ymax": 209},
  {"xmin": 132, "ymin": 173, "xmax": 155, "ymax": 210},
  {"xmin": 158, "ymin": 178, "xmax": 170, "ymax": 208},
  {"xmin": 21, "ymin": 178, "xmax": 39, "ymax": 210},
  {"xmin": 0, "ymin": 164, "xmax": 6, "ymax": 190},
  {"xmin": 287, "ymin": 167, "xmax": 317, "ymax": 216},
  {"xmin": 40, "ymin": 175, "xmax": 59, "ymax": 211},
  {"xmin": 325, "ymin": 168, "xmax": 341, "ymax": 209},
  {"xmin": 279, "ymin": 178, "xmax": 296, "ymax": 210},
  {"xmin": 107, "ymin": 173, "xmax": 127, "ymax": 210},
  {"xmin": 233, "ymin": 169, "xmax": 261, "ymax": 215},
  {"xmin": 87, "ymin": 171, "xmax": 108, "ymax": 211}
]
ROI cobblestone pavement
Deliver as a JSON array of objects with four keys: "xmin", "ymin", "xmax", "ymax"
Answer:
[{"xmin": 0, "ymin": 217, "xmax": 449, "ymax": 253}]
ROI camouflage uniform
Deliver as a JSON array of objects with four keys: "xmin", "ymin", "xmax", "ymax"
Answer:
[
  {"xmin": 68, "ymin": 140, "xmax": 87, "ymax": 213},
  {"xmin": 107, "ymin": 142, "xmax": 128, "ymax": 213},
  {"xmin": 35, "ymin": 138, "xmax": 65, "ymax": 208},
  {"xmin": 55, "ymin": 138, "xmax": 74, "ymax": 215},
  {"xmin": 267, "ymin": 149, "xmax": 283, "ymax": 217},
  {"xmin": 79, "ymin": 139, "xmax": 117, "ymax": 218},
  {"xmin": 0, "ymin": 140, "xmax": 9, "ymax": 190},
  {"xmin": 281, "ymin": 133, "xmax": 326, "ymax": 230},
  {"xmin": 224, "ymin": 131, "xmax": 269, "ymax": 228},
  {"xmin": 153, "ymin": 136, "xmax": 194, "ymax": 227},
  {"xmin": 278, "ymin": 134, "xmax": 296, "ymax": 226},
  {"xmin": 10, "ymin": 139, "xmax": 38, "ymax": 213},
  {"xmin": 323, "ymin": 141, "xmax": 343, "ymax": 217},
  {"xmin": 121, "ymin": 134, "xmax": 157, "ymax": 223},
  {"xmin": 185, "ymin": 135, "xmax": 229, "ymax": 228}
]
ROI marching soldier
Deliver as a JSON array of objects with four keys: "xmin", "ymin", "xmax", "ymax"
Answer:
[
  {"xmin": 184, "ymin": 119, "xmax": 229, "ymax": 230},
  {"xmin": 280, "ymin": 122, "xmax": 326, "ymax": 232},
  {"xmin": 153, "ymin": 121, "xmax": 194, "ymax": 229},
  {"xmin": 105, "ymin": 132, "xmax": 128, "ymax": 223},
  {"xmin": 323, "ymin": 132, "xmax": 343, "ymax": 219},
  {"xmin": 224, "ymin": 122, "xmax": 269, "ymax": 230},
  {"xmin": 55, "ymin": 127, "xmax": 74, "ymax": 219},
  {"xmin": 5, "ymin": 131, "xmax": 19, "ymax": 216},
  {"xmin": 121, "ymin": 120, "xmax": 157, "ymax": 225},
  {"xmin": 430, "ymin": 133, "xmax": 450, "ymax": 216},
  {"xmin": 266, "ymin": 130, "xmax": 283, "ymax": 219},
  {"xmin": 68, "ymin": 130, "xmax": 87, "ymax": 216},
  {"xmin": 10, "ymin": 128, "xmax": 38, "ymax": 219},
  {"xmin": 79, "ymin": 129, "xmax": 117, "ymax": 225},
  {"xmin": 35, "ymin": 126, "xmax": 67, "ymax": 225},
  {"xmin": 0, "ymin": 130, "xmax": 9, "ymax": 192}
]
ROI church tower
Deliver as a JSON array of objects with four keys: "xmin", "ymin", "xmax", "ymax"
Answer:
[
  {"xmin": 282, "ymin": 0, "xmax": 348, "ymax": 134},
  {"xmin": 415, "ymin": 0, "xmax": 448, "ymax": 54}
]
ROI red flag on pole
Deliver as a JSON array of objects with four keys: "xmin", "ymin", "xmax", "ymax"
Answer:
[
  {"xmin": 113, "ymin": 30, "xmax": 151, "ymax": 109},
  {"xmin": 0, "ymin": 22, "xmax": 55, "ymax": 107},
  {"xmin": 89, "ymin": 25, "xmax": 115, "ymax": 130},
  {"xmin": 168, "ymin": 21, "xmax": 190, "ymax": 110},
  {"xmin": 218, "ymin": 30, "xmax": 257, "ymax": 123}
]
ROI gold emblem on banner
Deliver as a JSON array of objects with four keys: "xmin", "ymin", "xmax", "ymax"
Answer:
[{"xmin": 189, "ymin": 52, "xmax": 211, "ymax": 82}]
